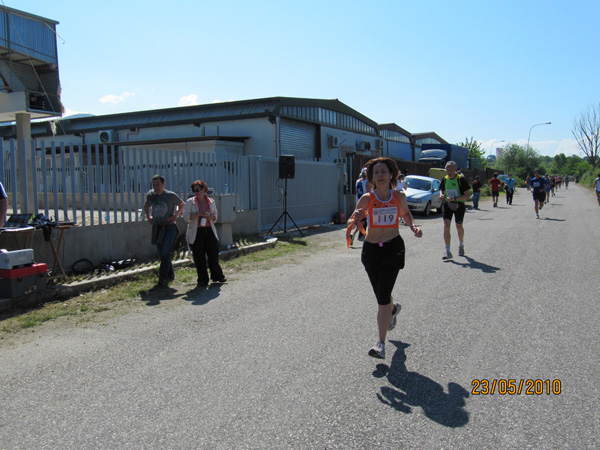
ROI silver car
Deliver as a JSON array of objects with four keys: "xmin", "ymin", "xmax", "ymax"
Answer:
[{"xmin": 404, "ymin": 175, "xmax": 443, "ymax": 216}]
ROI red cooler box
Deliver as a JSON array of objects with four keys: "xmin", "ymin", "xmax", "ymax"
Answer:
[{"xmin": 0, "ymin": 263, "xmax": 48, "ymax": 298}]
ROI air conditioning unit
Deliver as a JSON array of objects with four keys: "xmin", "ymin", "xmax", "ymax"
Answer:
[
  {"xmin": 358, "ymin": 141, "xmax": 371, "ymax": 152},
  {"xmin": 328, "ymin": 135, "xmax": 339, "ymax": 147},
  {"xmin": 376, "ymin": 138, "xmax": 385, "ymax": 150},
  {"xmin": 99, "ymin": 130, "xmax": 115, "ymax": 143}
]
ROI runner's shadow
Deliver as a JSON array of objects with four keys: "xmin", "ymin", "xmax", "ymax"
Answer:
[
  {"xmin": 373, "ymin": 341, "xmax": 470, "ymax": 428},
  {"xmin": 543, "ymin": 217, "xmax": 565, "ymax": 222},
  {"xmin": 446, "ymin": 256, "xmax": 500, "ymax": 273}
]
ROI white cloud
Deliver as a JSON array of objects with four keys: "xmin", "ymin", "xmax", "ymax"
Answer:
[
  {"xmin": 555, "ymin": 139, "xmax": 581, "ymax": 157},
  {"xmin": 478, "ymin": 139, "xmax": 508, "ymax": 156},
  {"xmin": 178, "ymin": 94, "xmax": 199, "ymax": 106},
  {"xmin": 99, "ymin": 92, "xmax": 135, "ymax": 104}
]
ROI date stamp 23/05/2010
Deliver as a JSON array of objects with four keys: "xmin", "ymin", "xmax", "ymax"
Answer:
[{"xmin": 471, "ymin": 379, "xmax": 562, "ymax": 396}]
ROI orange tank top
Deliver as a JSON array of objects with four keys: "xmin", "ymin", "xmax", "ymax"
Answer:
[{"xmin": 367, "ymin": 191, "xmax": 402, "ymax": 229}]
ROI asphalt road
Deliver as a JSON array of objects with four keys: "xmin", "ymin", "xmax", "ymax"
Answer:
[{"xmin": 1, "ymin": 183, "xmax": 599, "ymax": 449}]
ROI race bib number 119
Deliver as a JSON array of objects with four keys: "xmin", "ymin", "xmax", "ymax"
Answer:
[{"xmin": 373, "ymin": 207, "xmax": 398, "ymax": 225}]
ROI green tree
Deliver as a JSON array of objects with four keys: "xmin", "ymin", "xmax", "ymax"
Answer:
[
  {"xmin": 565, "ymin": 156, "xmax": 595, "ymax": 181},
  {"xmin": 543, "ymin": 153, "xmax": 592, "ymax": 179},
  {"xmin": 497, "ymin": 143, "xmax": 542, "ymax": 179},
  {"xmin": 457, "ymin": 137, "xmax": 487, "ymax": 168},
  {"xmin": 457, "ymin": 137, "xmax": 485, "ymax": 159},
  {"xmin": 554, "ymin": 153, "xmax": 568, "ymax": 172}
]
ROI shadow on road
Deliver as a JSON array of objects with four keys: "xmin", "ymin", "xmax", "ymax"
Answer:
[
  {"xmin": 140, "ymin": 285, "xmax": 180, "ymax": 306},
  {"xmin": 373, "ymin": 341, "xmax": 470, "ymax": 428},
  {"xmin": 446, "ymin": 256, "xmax": 500, "ymax": 273},
  {"xmin": 138, "ymin": 281, "xmax": 226, "ymax": 306},
  {"xmin": 182, "ymin": 284, "xmax": 222, "ymax": 306}
]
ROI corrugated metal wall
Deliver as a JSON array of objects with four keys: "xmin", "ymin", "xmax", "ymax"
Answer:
[
  {"xmin": 279, "ymin": 119, "xmax": 317, "ymax": 160},
  {"xmin": 0, "ymin": 9, "xmax": 58, "ymax": 64},
  {"xmin": 257, "ymin": 157, "xmax": 343, "ymax": 232}
]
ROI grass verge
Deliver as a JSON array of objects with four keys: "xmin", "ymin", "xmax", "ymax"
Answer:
[{"xmin": 0, "ymin": 234, "xmax": 309, "ymax": 339}]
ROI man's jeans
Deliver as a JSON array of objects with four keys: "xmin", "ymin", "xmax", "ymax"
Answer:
[
  {"xmin": 506, "ymin": 188, "xmax": 514, "ymax": 205},
  {"xmin": 156, "ymin": 224, "xmax": 178, "ymax": 284},
  {"xmin": 472, "ymin": 191, "xmax": 480, "ymax": 209}
]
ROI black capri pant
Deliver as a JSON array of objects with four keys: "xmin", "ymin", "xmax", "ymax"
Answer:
[{"xmin": 361, "ymin": 235, "xmax": 405, "ymax": 305}]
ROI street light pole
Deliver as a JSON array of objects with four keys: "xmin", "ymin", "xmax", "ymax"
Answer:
[{"xmin": 527, "ymin": 122, "xmax": 551, "ymax": 152}]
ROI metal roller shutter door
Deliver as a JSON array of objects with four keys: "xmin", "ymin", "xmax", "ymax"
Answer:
[{"xmin": 280, "ymin": 119, "xmax": 317, "ymax": 160}]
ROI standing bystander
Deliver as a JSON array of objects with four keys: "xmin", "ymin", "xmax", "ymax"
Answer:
[
  {"xmin": 504, "ymin": 174, "xmax": 516, "ymax": 205},
  {"xmin": 144, "ymin": 175, "xmax": 185, "ymax": 287},
  {"xmin": 183, "ymin": 180, "xmax": 226, "ymax": 286},
  {"xmin": 471, "ymin": 176, "xmax": 482, "ymax": 209}
]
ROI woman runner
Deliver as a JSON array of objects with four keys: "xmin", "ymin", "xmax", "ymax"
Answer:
[{"xmin": 348, "ymin": 157, "xmax": 422, "ymax": 359}]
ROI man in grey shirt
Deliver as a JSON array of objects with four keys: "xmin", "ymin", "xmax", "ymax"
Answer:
[{"xmin": 144, "ymin": 174, "xmax": 185, "ymax": 286}]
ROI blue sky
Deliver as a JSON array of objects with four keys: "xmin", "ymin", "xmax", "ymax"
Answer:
[{"xmin": 7, "ymin": 0, "xmax": 600, "ymax": 157}]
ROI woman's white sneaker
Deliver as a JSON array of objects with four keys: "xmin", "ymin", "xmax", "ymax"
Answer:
[{"xmin": 368, "ymin": 340, "xmax": 386, "ymax": 359}]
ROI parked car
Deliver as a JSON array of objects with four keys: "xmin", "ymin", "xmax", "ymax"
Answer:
[
  {"xmin": 497, "ymin": 174, "xmax": 509, "ymax": 184},
  {"xmin": 404, "ymin": 175, "xmax": 443, "ymax": 216}
]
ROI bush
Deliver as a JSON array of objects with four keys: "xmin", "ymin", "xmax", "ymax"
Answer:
[
  {"xmin": 480, "ymin": 185, "xmax": 492, "ymax": 197},
  {"xmin": 579, "ymin": 168, "xmax": 598, "ymax": 187}
]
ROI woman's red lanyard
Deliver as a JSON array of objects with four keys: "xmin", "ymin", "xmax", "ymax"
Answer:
[{"xmin": 195, "ymin": 196, "xmax": 210, "ymax": 227}]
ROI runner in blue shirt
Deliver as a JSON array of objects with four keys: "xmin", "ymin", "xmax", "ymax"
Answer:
[{"xmin": 529, "ymin": 169, "xmax": 547, "ymax": 219}]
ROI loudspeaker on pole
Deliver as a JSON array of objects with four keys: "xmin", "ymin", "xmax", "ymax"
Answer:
[{"xmin": 279, "ymin": 155, "xmax": 295, "ymax": 179}]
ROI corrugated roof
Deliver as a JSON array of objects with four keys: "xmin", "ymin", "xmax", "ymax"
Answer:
[
  {"xmin": 412, "ymin": 132, "xmax": 448, "ymax": 145},
  {"xmin": 0, "ymin": 96, "xmax": 382, "ymax": 138},
  {"xmin": 379, "ymin": 123, "xmax": 413, "ymax": 138}
]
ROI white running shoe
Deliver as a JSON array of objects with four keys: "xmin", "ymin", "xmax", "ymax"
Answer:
[
  {"xmin": 443, "ymin": 250, "xmax": 453, "ymax": 260},
  {"xmin": 389, "ymin": 302, "xmax": 401, "ymax": 331},
  {"xmin": 368, "ymin": 340, "xmax": 385, "ymax": 359}
]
